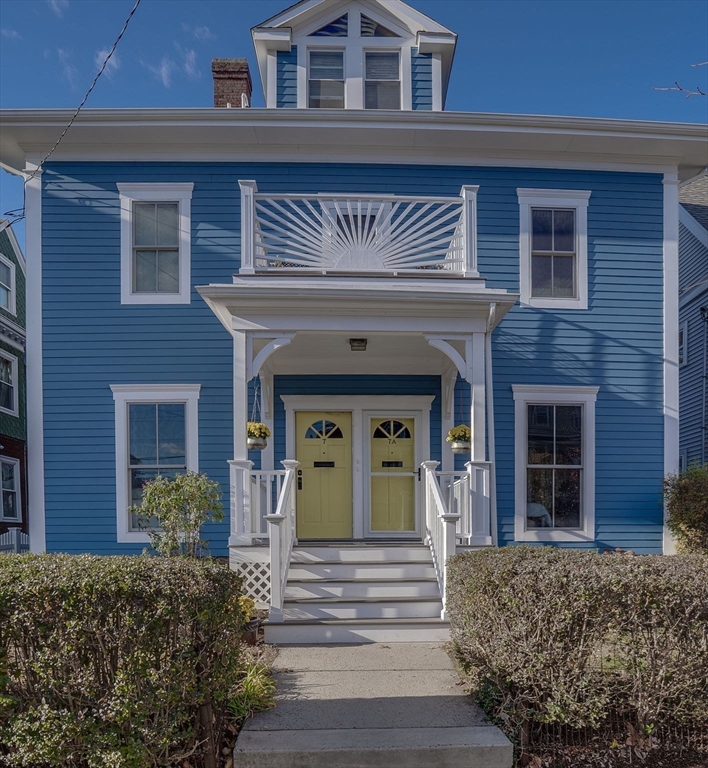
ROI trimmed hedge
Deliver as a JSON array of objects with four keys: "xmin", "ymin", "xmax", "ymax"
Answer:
[
  {"xmin": 665, "ymin": 464, "xmax": 708, "ymax": 553},
  {"xmin": 447, "ymin": 547, "xmax": 708, "ymax": 747},
  {"xmin": 0, "ymin": 555, "xmax": 248, "ymax": 768}
]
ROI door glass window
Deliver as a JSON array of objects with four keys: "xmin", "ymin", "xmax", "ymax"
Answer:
[{"xmin": 305, "ymin": 420, "xmax": 344, "ymax": 439}]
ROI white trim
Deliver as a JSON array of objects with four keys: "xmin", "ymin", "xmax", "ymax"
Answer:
[
  {"xmin": 281, "ymin": 394, "xmax": 433, "ymax": 540},
  {"xmin": 0, "ymin": 456, "xmax": 22, "ymax": 523},
  {"xmin": 0, "ymin": 348, "xmax": 19, "ymax": 417},
  {"xmin": 512, "ymin": 384, "xmax": 598, "ymax": 543},
  {"xmin": 430, "ymin": 52, "xmax": 442, "ymax": 112},
  {"xmin": 0, "ymin": 219, "xmax": 27, "ymax": 275},
  {"xmin": 117, "ymin": 182, "xmax": 193, "ymax": 306},
  {"xmin": 0, "ymin": 253, "xmax": 17, "ymax": 316},
  {"xmin": 517, "ymin": 188, "xmax": 591, "ymax": 310},
  {"xmin": 679, "ymin": 205, "xmax": 708, "ymax": 248},
  {"xmin": 110, "ymin": 384, "xmax": 201, "ymax": 544},
  {"xmin": 663, "ymin": 173, "xmax": 680, "ymax": 555},
  {"xmin": 25, "ymin": 156, "xmax": 45, "ymax": 553}
]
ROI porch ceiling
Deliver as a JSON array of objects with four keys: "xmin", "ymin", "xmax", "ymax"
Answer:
[{"xmin": 257, "ymin": 332, "xmax": 453, "ymax": 376}]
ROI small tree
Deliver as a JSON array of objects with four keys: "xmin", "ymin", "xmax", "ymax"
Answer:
[
  {"xmin": 132, "ymin": 472, "xmax": 223, "ymax": 557},
  {"xmin": 664, "ymin": 464, "xmax": 708, "ymax": 553}
]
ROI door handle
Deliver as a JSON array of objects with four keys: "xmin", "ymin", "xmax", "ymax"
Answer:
[{"xmin": 297, "ymin": 476, "xmax": 303, "ymax": 490}]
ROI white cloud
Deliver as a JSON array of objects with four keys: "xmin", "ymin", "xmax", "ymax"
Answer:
[
  {"xmin": 95, "ymin": 48, "xmax": 120, "ymax": 79},
  {"xmin": 143, "ymin": 56, "xmax": 177, "ymax": 88},
  {"xmin": 57, "ymin": 48, "xmax": 79, "ymax": 88},
  {"xmin": 181, "ymin": 22, "xmax": 215, "ymax": 42},
  {"xmin": 183, "ymin": 49, "xmax": 198, "ymax": 79},
  {"xmin": 1, "ymin": 28, "xmax": 22, "ymax": 40},
  {"xmin": 47, "ymin": 0, "xmax": 69, "ymax": 18}
]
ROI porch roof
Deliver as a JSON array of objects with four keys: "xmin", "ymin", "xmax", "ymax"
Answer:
[{"xmin": 197, "ymin": 275, "xmax": 518, "ymax": 336}]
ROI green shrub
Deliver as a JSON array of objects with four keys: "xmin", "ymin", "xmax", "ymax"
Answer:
[
  {"xmin": 0, "ymin": 554, "xmax": 248, "ymax": 768},
  {"xmin": 665, "ymin": 464, "xmax": 708, "ymax": 553},
  {"xmin": 447, "ymin": 547, "xmax": 708, "ymax": 746},
  {"xmin": 132, "ymin": 471, "xmax": 224, "ymax": 558}
]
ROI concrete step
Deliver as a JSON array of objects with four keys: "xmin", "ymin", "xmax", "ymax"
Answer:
[
  {"xmin": 287, "ymin": 562, "xmax": 437, "ymax": 581},
  {"xmin": 235, "ymin": 726, "xmax": 513, "ymax": 767},
  {"xmin": 291, "ymin": 545, "xmax": 432, "ymax": 564},
  {"xmin": 282, "ymin": 597, "xmax": 443, "ymax": 620},
  {"xmin": 285, "ymin": 578, "xmax": 440, "ymax": 600},
  {"xmin": 264, "ymin": 617, "xmax": 450, "ymax": 644}
]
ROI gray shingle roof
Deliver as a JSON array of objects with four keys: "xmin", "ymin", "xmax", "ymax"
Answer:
[{"xmin": 680, "ymin": 175, "xmax": 708, "ymax": 231}]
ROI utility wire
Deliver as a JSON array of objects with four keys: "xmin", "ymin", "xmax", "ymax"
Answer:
[{"xmin": 22, "ymin": 0, "xmax": 142, "ymax": 185}]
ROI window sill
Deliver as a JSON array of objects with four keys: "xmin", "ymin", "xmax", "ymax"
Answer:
[
  {"xmin": 117, "ymin": 530, "xmax": 152, "ymax": 544},
  {"xmin": 0, "ymin": 406, "xmax": 18, "ymax": 418},
  {"xmin": 516, "ymin": 528, "xmax": 595, "ymax": 543},
  {"xmin": 523, "ymin": 297, "xmax": 588, "ymax": 311},
  {"xmin": 121, "ymin": 292, "xmax": 190, "ymax": 306}
]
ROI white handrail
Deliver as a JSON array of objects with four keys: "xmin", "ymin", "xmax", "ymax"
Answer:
[
  {"xmin": 436, "ymin": 462, "xmax": 493, "ymax": 546},
  {"xmin": 229, "ymin": 461, "xmax": 287, "ymax": 544},
  {"xmin": 265, "ymin": 460, "xmax": 299, "ymax": 623},
  {"xmin": 422, "ymin": 461, "xmax": 459, "ymax": 620},
  {"xmin": 240, "ymin": 187, "xmax": 467, "ymax": 274}
]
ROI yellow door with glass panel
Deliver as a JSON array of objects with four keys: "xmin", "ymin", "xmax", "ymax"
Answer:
[
  {"xmin": 295, "ymin": 412, "xmax": 352, "ymax": 539},
  {"xmin": 370, "ymin": 418, "xmax": 416, "ymax": 533}
]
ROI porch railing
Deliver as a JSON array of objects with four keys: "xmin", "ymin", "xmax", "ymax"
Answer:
[
  {"xmin": 0, "ymin": 528, "xmax": 29, "ymax": 554},
  {"xmin": 239, "ymin": 181, "xmax": 478, "ymax": 276},
  {"xmin": 436, "ymin": 461, "xmax": 493, "ymax": 547},
  {"xmin": 265, "ymin": 460, "xmax": 299, "ymax": 623},
  {"xmin": 229, "ymin": 461, "xmax": 286, "ymax": 542}
]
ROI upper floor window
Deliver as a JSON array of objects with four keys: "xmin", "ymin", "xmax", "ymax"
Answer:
[
  {"xmin": 0, "ymin": 254, "xmax": 16, "ymax": 315},
  {"xmin": 517, "ymin": 189, "xmax": 591, "ymax": 310},
  {"xmin": 309, "ymin": 50, "xmax": 345, "ymax": 108},
  {"xmin": 0, "ymin": 351, "xmax": 18, "ymax": 417},
  {"xmin": 311, "ymin": 13, "xmax": 348, "ymax": 37},
  {"xmin": 361, "ymin": 14, "xmax": 399, "ymax": 37},
  {"xmin": 365, "ymin": 52, "xmax": 400, "ymax": 109},
  {"xmin": 0, "ymin": 457, "xmax": 20, "ymax": 522},
  {"xmin": 679, "ymin": 321, "xmax": 687, "ymax": 366},
  {"xmin": 117, "ymin": 183, "xmax": 193, "ymax": 305}
]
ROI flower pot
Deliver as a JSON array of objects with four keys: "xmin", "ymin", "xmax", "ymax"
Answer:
[
  {"xmin": 247, "ymin": 436, "xmax": 267, "ymax": 451},
  {"xmin": 242, "ymin": 618, "xmax": 260, "ymax": 646},
  {"xmin": 450, "ymin": 441, "xmax": 471, "ymax": 455}
]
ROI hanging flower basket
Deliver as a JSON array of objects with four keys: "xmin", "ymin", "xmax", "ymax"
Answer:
[
  {"xmin": 446, "ymin": 425, "xmax": 471, "ymax": 455},
  {"xmin": 247, "ymin": 421, "xmax": 270, "ymax": 451}
]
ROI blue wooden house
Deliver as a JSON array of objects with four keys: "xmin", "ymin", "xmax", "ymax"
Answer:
[
  {"xmin": 678, "ymin": 174, "xmax": 708, "ymax": 470},
  {"xmin": 1, "ymin": 0, "xmax": 706, "ymax": 642}
]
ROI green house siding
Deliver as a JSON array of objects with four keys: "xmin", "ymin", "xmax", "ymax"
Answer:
[
  {"xmin": 0, "ymin": 228, "xmax": 26, "ymax": 328},
  {"xmin": 0, "ymin": 339, "xmax": 26, "ymax": 441}
]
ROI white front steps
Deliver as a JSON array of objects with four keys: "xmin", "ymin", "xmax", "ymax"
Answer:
[{"xmin": 264, "ymin": 544, "xmax": 448, "ymax": 644}]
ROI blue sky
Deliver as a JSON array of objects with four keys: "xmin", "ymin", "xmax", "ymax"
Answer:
[{"xmin": 1, "ymin": 0, "xmax": 707, "ymax": 246}]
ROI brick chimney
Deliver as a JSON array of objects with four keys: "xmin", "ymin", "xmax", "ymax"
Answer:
[{"xmin": 211, "ymin": 58, "xmax": 252, "ymax": 108}]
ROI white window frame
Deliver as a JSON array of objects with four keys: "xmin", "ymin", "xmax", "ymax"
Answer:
[
  {"xmin": 679, "ymin": 320, "xmax": 688, "ymax": 367},
  {"xmin": 307, "ymin": 47, "xmax": 346, "ymax": 109},
  {"xmin": 364, "ymin": 49, "xmax": 402, "ymax": 110},
  {"xmin": 110, "ymin": 384, "xmax": 200, "ymax": 543},
  {"xmin": 513, "ymin": 384, "xmax": 598, "ymax": 542},
  {"xmin": 117, "ymin": 183, "xmax": 194, "ymax": 305},
  {"xmin": 0, "ymin": 349, "xmax": 18, "ymax": 417},
  {"xmin": 517, "ymin": 189, "xmax": 591, "ymax": 310},
  {"xmin": 0, "ymin": 456, "xmax": 22, "ymax": 523},
  {"xmin": 0, "ymin": 253, "xmax": 17, "ymax": 316}
]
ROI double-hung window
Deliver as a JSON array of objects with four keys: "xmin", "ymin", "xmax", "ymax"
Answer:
[
  {"xmin": 0, "ymin": 254, "xmax": 16, "ymax": 314},
  {"xmin": 679, "ymin": 321, "xmax": 687, "ymax": 367},
  {"xmin": 111, "ymin": 384, "xmax": 200, "ymax": 542},
  {"xmin": 513, "ymin": 385, "xmax": 598, "ymax": 542},
  {"xmin": 365, "ymin": 51, "xmax": 400, "ymax": 109},
  {"xmin": 117, "ymin": 183, "xmax": 193, "ymax": 305},
  {"xmin": 0, "ymin": 457, "xmax": 20, "ymax": 522},
  {"xmin": 0, "ymin": 351, "xmax": 18, "ymax": 417},
  {"xmin": 309, "ymin": 51, "xmax": 345, "ymax": 108},
  {"xmin": 517, "ymin": 189, "xmax": 591, "ymax": 310}
]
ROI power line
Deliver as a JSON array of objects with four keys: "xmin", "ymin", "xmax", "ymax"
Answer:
[{"xmin": 22, "ymin": 0, "xmax": 142, "ymax": 185}]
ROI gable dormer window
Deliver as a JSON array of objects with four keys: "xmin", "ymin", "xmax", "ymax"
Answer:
[
  {"xmin": 309, "ymin": 50, "xmax": 345, "ymax": 108},
  {"xmin": 365, "ymin": 51, "xmax": 400, "ymax": 109},
  {"xmin": 311, "ymin": 13, "xmax": 348, "ymax": 37}
]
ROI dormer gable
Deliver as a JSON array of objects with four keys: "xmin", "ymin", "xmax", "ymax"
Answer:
[{"xmin": 252, "ymin": 0, "xmax": 457, "ymax": 111}]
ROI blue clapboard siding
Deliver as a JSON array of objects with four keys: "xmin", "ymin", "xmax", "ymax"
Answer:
[
  {"xmin": 277, "ymin": 46, "xmax": 298, "ymax": 108},
  {"xmin": 273, "ymin": 375, "xmax": 442, "ymax": 467},
  {"xmin": 41, "ymin": 162, "xmax": 665, "ymax": 555},
  {"xmin": 411, "ymin": 47, "xmax": 433, "ymax": 110},
  {"xmin": 678, "ymin": 221, "xmax": 708, "ymax": 466}
]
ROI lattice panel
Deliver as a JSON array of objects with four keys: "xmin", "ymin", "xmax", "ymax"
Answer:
[{"xmin": 237, "ymin": 562, "xmax": 271, "ymax": 606}]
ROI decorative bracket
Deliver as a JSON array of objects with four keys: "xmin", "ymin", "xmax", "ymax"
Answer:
[
  {"xmin": 247, "ymin": 333, "xmax": 295, "ymax": 381},
  {"xmin": 425, "ymin": 335, "xmax": 472, "ymax": 382}
]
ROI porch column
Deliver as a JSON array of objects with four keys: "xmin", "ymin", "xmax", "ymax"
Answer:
[
  {"xmin": 468, "ymin": 333, "xmax": 486, "ymax": 462},
  {"xmin": 230, "ymin": 330, "xmax": 253, "ymax": 546}
]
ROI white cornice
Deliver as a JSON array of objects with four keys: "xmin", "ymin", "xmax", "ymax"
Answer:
[{"xmin": 1, "ymin": 108, "xmax": 706, "ymax": 178}]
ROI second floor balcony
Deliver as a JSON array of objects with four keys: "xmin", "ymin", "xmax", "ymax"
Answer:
[{"xmin": 239, "ymin": 181, "xmax": 480, "ymax": 278}]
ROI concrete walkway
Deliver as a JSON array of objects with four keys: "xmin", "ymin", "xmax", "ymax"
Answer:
[{"xmin": 234, "ymin": 643, "xmax": 513, "ymax": 767}]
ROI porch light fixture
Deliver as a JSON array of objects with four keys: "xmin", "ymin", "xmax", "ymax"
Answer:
[{"xmin": 349, "ymin": 338, "xmax": 368, "ymax": 352}]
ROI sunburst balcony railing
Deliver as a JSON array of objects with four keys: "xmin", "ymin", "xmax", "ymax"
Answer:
[{"xmin": 239, "ymin": 181, "xmax": 479, "ymax": 276}]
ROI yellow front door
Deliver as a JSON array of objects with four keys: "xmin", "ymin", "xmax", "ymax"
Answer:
[
  {"xmin": 295, "ymin": 412, "xmax": 352, "ymax": 539},
  {"xmin": 370, "ymin": 418, "xmax": 416, "ymax": 532}
]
